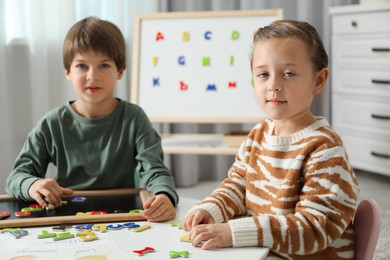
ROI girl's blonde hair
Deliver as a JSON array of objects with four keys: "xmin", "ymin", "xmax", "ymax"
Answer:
[{"xmin": 251, "ymin": 19, "xmax": 328, "ymax": 71}]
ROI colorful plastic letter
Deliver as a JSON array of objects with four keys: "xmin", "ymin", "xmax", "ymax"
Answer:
[
  {"xmin": 182, "ymin": 32, "xmax": 190, "ymax": 41},
  {"xmin": 133, "ymin": 247, "xmax": 155, "ymax": 256},
  {"xmin": 38, "ymin": 230, "xmax": 57, "ymax": 239},
  {"xmin": 156, "ymin": 32, "xmax": 164, "ymax": 41},
  {"xmin": 169, "ymin": 250, "xmax": 189, "ymax": 258},
  {"xmin": 130, "ymin": 224, "xmax": 151, "ymax": 232},
  {"xmin": 231, "ymin": 30, "xmax": 240, "ymax": 40},
  {"xmin": 202, "ymin": 57, "xmax": 210, "ymax": 66},
  {"xmin": 179, "ymin": 81, "xmax": 188, "ymax": 91},
  {"xmin": 206, "ymin": 84, "xmax": 217, "ymax": 91},
  {"xmin": 178, "ymin": 56, "xmax": 185, "ymax": 65},
  {"xmin": 204, "ymin": 31, "xmax": 212, "ymax": 40},
  {"xmin": 153, "ymin": 78, "xmax": 160, "ymax": 87},
  {"xmin": 152, "ymin": 56, "xmax": 158, "ymax": 66},
  {"xmin": 228, "ymin": 81, "xmax": 237, "ymax": 88}
]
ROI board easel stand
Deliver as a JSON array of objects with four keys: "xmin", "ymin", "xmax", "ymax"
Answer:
[{"xmin": 130, "ymin": 9, "xmax": 283, "ymax": 155}]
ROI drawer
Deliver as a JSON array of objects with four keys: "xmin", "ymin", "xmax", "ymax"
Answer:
[
  {"xmin": 332, "ymin": 94, "xmax": 390, "ymax": 136},
  {"xmin": 339, "ymin": 133, "xmax": 390, "ymax": 176},
  {"xmin": 332, "ymin": 11, "xmax": 390, "ymax": 34},
  {"xmin": 332, "ymin": 68, "xmax": 390, "ymax": 95},
  {"xmin": 332, "ymin": 35, "xmax": 390, "ymax": 63}
]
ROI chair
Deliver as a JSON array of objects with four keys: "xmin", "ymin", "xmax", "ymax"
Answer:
[{"xmin": 353, "ymin": 198, "xmax": 382, "ymax": 260}]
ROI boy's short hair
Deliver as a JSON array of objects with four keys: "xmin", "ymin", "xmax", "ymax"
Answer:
[{"xmin": 63, "ymin": 16, "xmax": 126, "ymax": 72}]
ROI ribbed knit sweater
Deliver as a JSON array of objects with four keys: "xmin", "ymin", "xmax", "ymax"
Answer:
[{"xmin": 188, "ymin": 117, "xmax": 359, "ymax": 259}]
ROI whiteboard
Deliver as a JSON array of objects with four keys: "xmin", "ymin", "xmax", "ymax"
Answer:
[{"xmin": 130, "ymin": 10, "xmax": 283, "ymax": 123}]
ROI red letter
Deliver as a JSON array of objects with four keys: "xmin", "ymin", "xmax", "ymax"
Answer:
[{"xmin": 156, "ymin": 32, "xmax": 164, "ymax": 41}]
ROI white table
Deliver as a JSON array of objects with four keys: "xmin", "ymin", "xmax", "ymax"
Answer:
[{"xmin": 0, "ymin": 197, "xmax": 269, "ymax": 259}]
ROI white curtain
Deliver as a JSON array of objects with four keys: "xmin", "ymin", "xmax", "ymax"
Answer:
[
  {"xmin": 0, "ymin": 0, "xmax": 158, "ymax": 193},
  {"xmin": 155, "ymin": 0, "xmax": 358, "ymax": 187},
  {"xmin": 0, "ymin": 0, "xmax": 358, "ymax": 194}
]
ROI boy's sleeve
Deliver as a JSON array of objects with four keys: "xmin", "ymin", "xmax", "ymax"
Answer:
[
  {"xmin": 134, "ymin": 108, "xmax": 179, "ymax": 206},
  {"xmin": 5, "ymin": 125, "xmax": 51, "ymax": 201}
]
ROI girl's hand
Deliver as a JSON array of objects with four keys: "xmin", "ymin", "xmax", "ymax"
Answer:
[
  {"xmin": 28, "ymin": 178, "xmax": 73, "ymax": 207},
  {"xmin": 189, "ymin": 223, "xmax": 233, "ymax": 250},
  {"xmin": 180, "ymin": 209, "xmax": 215, "ymax": 231},
  {"xmin": 142, "ymin": 193, "xmax": 176, "ymax": 222}
]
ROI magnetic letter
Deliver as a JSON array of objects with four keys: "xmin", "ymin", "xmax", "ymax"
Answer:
[
  {"xmin": 204, "ymin": 31, "xmax": 212, "ymax": 40},
  {"xmin": 152, "ymin": 56, "xmax": 158, "ymax": 66},
  {"xmin": 231, "ymin": 30, "xmax": 239, "ymax": 40},
  {"xmin": 153, "ymin": 78, "xmax": 160, "ymax": 86},
  {"xmin": 230, "ymin": 55, "xmax": 234, "ymax": 65},
  {"xmin": 228, "ymin": 81, "xmax": 237, "ymax": 88},
  {"xmin": 183, "ymin": 32, "xmax": 190, "ymax": 41},
  {"xmin": 206, "ymin": 84, "xmax": 217, "ymax": 91},
  {"xmin": 202, "ymin": 57, "xmax": 210, "ymax": 66},
  {"xmin": 178, "ymin": 56, "xmax": 186, "ymax": 65},
  {"xmin": 180, "ymin": 81, "xmax": 188, "ymax": 91},
  {"xmin": 156, "ymin": 32, "xmax": 164, "ymax": 41}
]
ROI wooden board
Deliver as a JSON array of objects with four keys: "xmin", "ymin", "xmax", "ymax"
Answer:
[{"xmin": 0, "ymin": 189, "xmax": 151, "ymax": 228}]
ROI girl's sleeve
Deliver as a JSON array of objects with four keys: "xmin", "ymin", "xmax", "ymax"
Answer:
[
  {"xmin": 228, "ymin": 145, "xmax": 359, "ymax": 255},
  {"xmin": 186, "ymin": 139, "xmax": 250, "ymax": 223}
]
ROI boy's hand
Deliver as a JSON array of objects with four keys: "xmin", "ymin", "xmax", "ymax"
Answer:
[
  {"xmin": 180, "ymin": 209, "xmax": 215, "ymax": 231},
  {"xmin": 142, "ymin": 193, "xmax": 176, "ymax": 222},
  {"xmin": 28, "ymin": 178, "xmax": 73, "ymax": 208},
  {"xmin": 189, "ymin": 223, "xmax": 233, "ymax": 250}
]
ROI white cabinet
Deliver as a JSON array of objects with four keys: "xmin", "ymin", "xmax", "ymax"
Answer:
[{"xmin": 331, "ymin": 4, "xmax": 390, "ymax": 176}]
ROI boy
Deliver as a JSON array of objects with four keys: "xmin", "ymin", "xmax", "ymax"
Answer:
[{"xmin": 5, "ymin": 16, "xmax": 178, "ymax": 222}]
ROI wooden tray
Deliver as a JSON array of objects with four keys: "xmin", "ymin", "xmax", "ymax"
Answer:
[{"xmin": 0, "ymin": 188, "xmax": 151, "ymax": 228}]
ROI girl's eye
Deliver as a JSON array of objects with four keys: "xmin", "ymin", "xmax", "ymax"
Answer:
[
  {"xmin": 283, "ymin": 71, "xmax": 295, "ymax": 77},
  {"xmin": 257, "ymin": 72, "xmax": 269, "ymax": 78}
]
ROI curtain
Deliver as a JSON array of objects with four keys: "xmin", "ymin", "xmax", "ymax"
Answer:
[
  {"xmin": 156, "ymin": 0, "xmax": 358, "ymax": 187},
  {"xmin": 0, "ymin": 0, "xmax": 359, "ymax": 194},
  {"xmin": 0, "ymin": 0, "xmax": 158, "ymax": 193}
]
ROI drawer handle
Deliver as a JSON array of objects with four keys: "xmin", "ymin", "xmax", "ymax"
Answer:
[
  {"xmin": 371, "ymin": 151, "xmax": 390, "ymax": 159},
  {"xmin": 371, "ymin": 114, "xmax": 390, "ymax": 120},
  {"xmin": 372, "ymin": 47, "xmax": 390, "ymax": 52},
  {"xmin": 372, "ymin": 79, "xmax": 390, "ymax": 84}
]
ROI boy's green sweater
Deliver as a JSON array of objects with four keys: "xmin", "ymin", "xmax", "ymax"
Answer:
[{"xmin": 5, "ymin": 99, "xmax": 178, "ymax": 205}]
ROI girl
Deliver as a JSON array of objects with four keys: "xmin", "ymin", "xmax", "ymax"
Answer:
[{"xmin": 181, "ymin": 20, "xmax": 359, "ymax": 259}]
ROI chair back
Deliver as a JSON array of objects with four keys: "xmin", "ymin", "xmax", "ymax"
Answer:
[{"xmin": 354, "ymin": 198, "xmax": 382, "ymax": 260}]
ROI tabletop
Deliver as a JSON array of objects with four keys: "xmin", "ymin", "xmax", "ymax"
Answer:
[{"xmin": 0, "ymin": 197, "xmax": 269, "ymax": 260}]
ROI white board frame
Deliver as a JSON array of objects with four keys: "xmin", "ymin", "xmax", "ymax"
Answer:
[{"xmin": 130, "ymin": 10, "xmax": 283, "ymax": 123}]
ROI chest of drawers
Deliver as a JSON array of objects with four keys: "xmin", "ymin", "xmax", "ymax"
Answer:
[{"xmin": 330, "ymin": 4, "xmax": 390, "ymax": 176}]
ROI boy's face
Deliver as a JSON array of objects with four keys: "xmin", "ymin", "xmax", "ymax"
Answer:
[
  {"xmin": 66, "ymin": 50, "xmax": 123, "ymax": 108},
  {"xmin": 251, "ymin": 37, "xmax": 327, "ymax": 123}
]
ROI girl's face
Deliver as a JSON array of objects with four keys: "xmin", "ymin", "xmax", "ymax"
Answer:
[
  {"xmin": 252, "ymin": 37, "xmax": 328, "ymax": 126},
  {"xmin": 66, "ymin": 50, "xmax": 123, "ymax": 110}
]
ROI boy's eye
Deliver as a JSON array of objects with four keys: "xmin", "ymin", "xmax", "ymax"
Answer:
[
  {"xmin": 76, "ymin": 64, "xmax": 87, "ymax": 70},
  {"xmin": 100, "ymin": 63, "xmax": 110, "ymax": 69}
]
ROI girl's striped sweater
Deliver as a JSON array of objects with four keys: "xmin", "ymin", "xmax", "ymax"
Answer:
[{"xmin": 188, "ymin": 118, "xmax": 359, "ymax": 259}]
